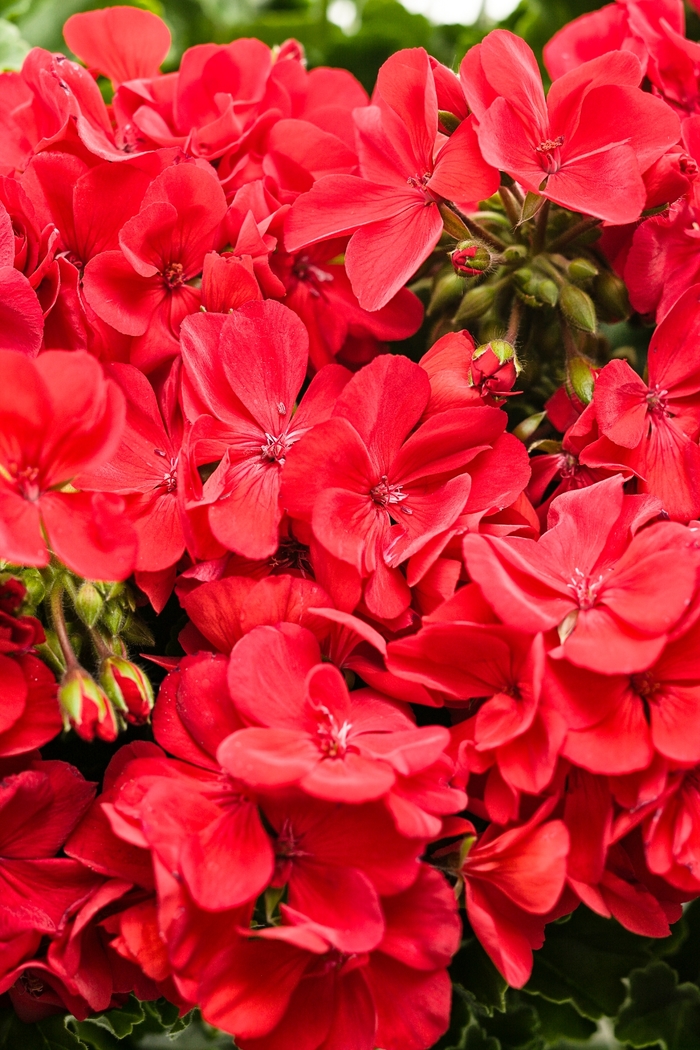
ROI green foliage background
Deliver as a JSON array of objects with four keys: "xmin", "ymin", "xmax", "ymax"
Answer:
[
  {"xmin": 4, "ymin": 0, "xmax": 700, "ymax": 1048},
  {"xmin": 0, "ymin": 0, "xmax": 613, "ymax": 88}
]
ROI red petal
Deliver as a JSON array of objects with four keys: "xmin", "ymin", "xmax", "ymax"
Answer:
[{"xmin": 64, "ymin": 8, "xmax": 171, "ymax": 84}]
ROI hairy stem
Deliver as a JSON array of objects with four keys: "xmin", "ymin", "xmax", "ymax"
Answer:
[
  {"xmin": 50, "ymin": 584, "xmax": 79, "ymax": 671},
  {"xmin": 547, "ymin": 216, "xmax": 602, "ymax": 253}
]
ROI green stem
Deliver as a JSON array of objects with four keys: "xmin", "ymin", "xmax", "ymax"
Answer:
[
  {"xmin": 50, "ymin": 585, "xmax": 79, "ymax": 671},
  {"xmin": 448, "ymin": 205, "xmax": 508, "ymax": 251},
  {"xmin": 536, "ymin": 255, "xmax": 566, "ymax": 286},
  {"xmin": 547, "ymin": 216, "xmax": 602, "ymax": 253},
  {"xmin": 89, "ymin": 626, "xmax": 114, "ymax": 661},
  {"xmin": 498, "ymin": 186, "xmax": 521, "ymax": 231},
  {"xmin": 506, "ymin": 296, "xmax": 524, "ymax": 345},
  {"xmin": 531, "ymin": 198, "xmax": 550, "ymax": 255}
]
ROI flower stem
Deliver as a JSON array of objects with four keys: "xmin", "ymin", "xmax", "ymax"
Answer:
[
  {"xmin": 50, "ymin": 584, "xmax": 79, "ymax": 671},
  {"xmin": 532, "ymin": 198, "xmax": 550, "ymax": 255},
  {"xmin": 498, "ymin": 186, "xmax": 521, "ymax": 231},
  {"xmin": 547, "ymin": 216, "xmax": 602, "ymax": 253},
  {"xmin": 506, "ymin": 296, "xmax": 524, "ymax": 345}
]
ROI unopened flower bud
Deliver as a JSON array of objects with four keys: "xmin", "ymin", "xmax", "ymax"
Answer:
[
  {"xmin": 450, "ymin": 240, "xmax": 492, "ymax": 277},
  {"xmin": 567, "ymin": 257, "xmax": 598, "ymax": 282},
  {"xmin": 59, "ymin": 667, "xmax": 118, "ymax": 742},
  {"xmin": 428, "ymin": 271, "xmax": 466, "ymax": 315},
  {"xmin": 503, "ymin": 244, "xmax": 528, "ymax": 263},
  {"xmin": 437, "ymin": 109, "xmax": 461, "ymax": 135},
  {"xmin": 470, "ymin": 340, "xmax": 520, "ymax": 402},
  {"xmin": 100, "ymin": 657, "xmax": 154, "ymax": 725},
  {"xmin": 567, "ymin": 356, "xmax": 596, "ymax": 405},
  {"xmin": 18, "ymin": 569, "xmax": 45, "ymax": 608},
  {"xmin": 513, "ymin": 267, "xmax": 533, "ymax": 290},
  {"xmin": 534, "ymin": 278, "xmax": 559, "ymax": 308},
  {"xmin": 594, "ymin": 270, "xmax": 631, "ymax": 322},
  {"xmin": 454, "ymin": 284, "xmax": 496, "ymax": 322},
  {"xmin": 120, "ymin": 613, "xmax": 155, "ymax": 648},
  {"xmin": 102, "ymin": 602, "xmax": 125, "ymax": 637},
  {"xmin": 74, "ymin": 581, "xmax": 104, "ymax": 628},
  {"xmin": 515, "ymin": 274, "xmax": 558, "ymax": 309},
  {"xmin": 560, "ymin": 284, "xmax": 597, "ymax": 333}
]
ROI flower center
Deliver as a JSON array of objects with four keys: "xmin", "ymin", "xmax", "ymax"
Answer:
[
  {"xmin": 631, "ymin": 671, "xmax": 660, "ymax": 701},
  {"xmin": 567, "ymin": 568, "xmax": 604, "ymax": 610},
  {"xmin": 154, "ymin": 449, "xmax": 178, "ymax": 493},
  {"xmin": 407, "ymin": 172, "xmax": 431, "ymax": 189},
  {"xmin": 645, "ymin": 386, "xmax": 670, "ymax": 417},
  {"xmin": 269, "ymin": 536, "xmax": 313, "ymax": 576},
  {"xmin": 275, "ymin": 819, "xmax": 307, "ymax": 859},
  {"xmin": 19, "ymin": 973, "xmax": 45, "ymax": 998},
  {"xmin": 260, "ymin": 432, "xmax": 295, "ymax": 464},
  {"xmin": 560, "ymin": 452, "xmax": 579, "ymax": 479},
  {"xmin": 316, "ymin": 705, "xmax": 352, "ymax": 757},
  {"xmin": 536, "ymin": 136, "xmax": 564, "ymax": 154},
  {"xmin": 163, "ymin": 261, "xmax": 185, "ymax": 288},
  {"xmin": 12, "ymin": 465, "xmax": 41, "ymax": 501},
  {"xmin": 535, "ymin": 135, "xmax": 564, "ymax": 175},
  {"xmin": 370, "ymin": 475, "xmax": 411, "ymax": 513},
  {"xmin": 293, "ymin": 256, "xmax": 334, "ymax": 298}
]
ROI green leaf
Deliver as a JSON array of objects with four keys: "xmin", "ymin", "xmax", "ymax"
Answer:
[
  {"xmin": 38, "ymin": 1016, "xmax": 88, "ymax": 1050},
  {"xmin": 450, "ymin": 938, "xmax": 508, "ymax": 1016},
  {"xmin": 615, "ymin": 960, "xmax": 700, "ymax": 1050},
  {"xmin": 480, "ymin": 995, "xmax": 540, "ymax": 1050},
  {"xmin": 464, "ymin": 1024, "xmax": 501, "ymax": 1050},
  {"xmin": 660, "ymin": 900, "xmax": 700, "ymax": 985},
  {"xmin": 432, "ymin": 993, "xmax": 472, "ymax": 1050},
  {"xmin": 0, "ymin": 16, "xmax": 29, "ymax": 68},
  {"xmin": 67, "ymin": 1021, "xmax": 120, "ymax": 1050},
  {"xmin": 89, "ymin": 996, "xmax": 145, "ymax": 1039},
  {"xmin": 0, "ymin": 1011, "xmax": 86, "ymax": 1050},
  {"xmin": 528, "ymin": 998, "xmax": 596, "ymax": 1045},
  {"xmin": 526, "ymin": 906, "xmax": 651, "ymax": 1019}
]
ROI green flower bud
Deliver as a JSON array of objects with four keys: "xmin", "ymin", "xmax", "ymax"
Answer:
[
  {"xmin": 437, "ymin": 109, "xmax": 461, "ymax": 135},
  {"xmin": 121, "ymin": 613, "xmax": 156, "ymax": 648},
  {"xmin": 428, "ymin": 271, "xmax": 466, "ymax": 315},
  {"xmin": 567, "ymin": 257, "xmax": 598, "ymax": 282},
  {"xmin": 454, "ymin": 283, "xmax": 496, "ymax": 323},
  {"xmin": 19, "ymin": 568, "xmax": 45, "ymax": 607},
  {"xmin": 102, "ymin": 603, "xmax": 125, "ymax": 637},
  {"xmin": 503, "ymin": 243, "xmax": 529, "ymax": 263},
  {"xmin": 567, "ymin": 356, "xmax": 596, "ymax": 405},
  {"xmin": 560, "ymin": 284, "xmax": 597, "ymax": 333},
  {"xmin": 594, "ymin": 270, "xmax": 631, "ymax": 322},
  {"xmin": 513, "ymin": 267, "xmax": 533, "ymax": 290},
  {"xmin": 74, "ymin": 581, "xmax": 104, "ymax": 628},
  {"xmin": 535, "ymin": 278, "xmax": 559, "ymax": 308}
]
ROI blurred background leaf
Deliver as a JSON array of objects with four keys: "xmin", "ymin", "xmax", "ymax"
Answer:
[{"xmin": 0, "ymin": 0, "xmax": 615, "ymax": 85}]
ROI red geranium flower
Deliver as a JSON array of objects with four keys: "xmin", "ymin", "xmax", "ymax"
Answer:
[
  {"xmin": 285, "ymin": 48, "xmax": 499, "ymax": 311},
  {"xmin": 461, "ymin": 29, "xmax": 680, "ymax": 224},
  {"xmin": 0, "ymin": 350, "xmax": 137, "ymax": 580}
]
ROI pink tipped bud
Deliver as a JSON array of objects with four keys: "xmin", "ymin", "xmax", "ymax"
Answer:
[
  {"xmin": 100, "ymin": 656, "xmax": 154, "ymax": 725},
  {"xmin": 58, "ymin": 667, "xmax": 118, "ymax": 742},
  {"xmin": 469, "ymin": 340, "xmax": 520, "ymax": 403},
  {"xmin": 450, "ymin": 240, "xmax": 492, "ymax": 277}
]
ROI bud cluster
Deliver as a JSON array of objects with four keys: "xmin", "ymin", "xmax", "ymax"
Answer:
[
  {"xmin": 3, "ymin": 561, "xmax": 156, "ymax": 743},
  {"xmin": 423, "ymin": 192, "xmax": 633, "ymax": 423}
]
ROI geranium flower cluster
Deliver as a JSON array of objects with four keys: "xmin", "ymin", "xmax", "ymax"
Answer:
[{"xmin": 4, "ymin": 2, "xmax": 700, "ymax": 1046}]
